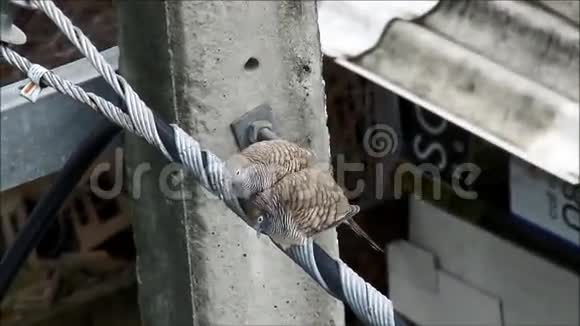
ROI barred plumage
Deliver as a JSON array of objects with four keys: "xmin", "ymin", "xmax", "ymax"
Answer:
[
  {"xmin": 227, "ymin": 139, "xmax": 382, "ymax": 252},
  {"xmin": 251, "ymin": 168, "xmax": 360, "ymax": 248},
  {"xmin": 225, "ymin": 139, "xmax": 317, "ymax": 199}
]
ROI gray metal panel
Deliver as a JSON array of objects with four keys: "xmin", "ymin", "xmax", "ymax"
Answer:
[
  {"xmin": 1, "ymin": 47, "xmax": 119, "ymax": 191},
  {"xmin": 320, "ymin": 0, "xmax": 579, "ymax": 184}
]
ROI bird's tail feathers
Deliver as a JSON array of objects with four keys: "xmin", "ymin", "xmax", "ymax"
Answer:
[
  {"xmin": 345, "ymin": 204, "xmax": 360, "ymax": 220},
  {"xmin": 345, "ymin": 219, "xmax": 384, "ymax": 253}
]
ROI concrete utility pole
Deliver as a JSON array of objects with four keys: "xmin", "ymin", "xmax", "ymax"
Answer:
[{"xmin": 118, "ymin": 2, "xmax": 344, "ymax": 325}]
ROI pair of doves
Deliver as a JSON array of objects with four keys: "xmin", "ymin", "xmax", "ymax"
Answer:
[{"xmin": 225, "ymin": 139, "xmax": 382, "ymax": 252}]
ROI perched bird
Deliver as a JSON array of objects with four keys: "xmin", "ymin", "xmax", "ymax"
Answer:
[
  {"xmin": 249, "ymin": 167, "xmax": 384, "ymax": 252},
  {"xmin": 226, "ymin": 139, "xmax": 382, "ymax": 251},
  {"xmin": 225, "ymin": 139, "xmax": 317, "ymax": 199}
]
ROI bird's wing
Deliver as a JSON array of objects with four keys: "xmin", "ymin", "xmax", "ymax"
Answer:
[{"xmin": 279, "ymin": 169, "xmax": 354, "ymax": 236}]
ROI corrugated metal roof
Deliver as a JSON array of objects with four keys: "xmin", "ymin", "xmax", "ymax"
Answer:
[
  {"xmin": 538, "ymin": 0, "xmax": 579, "ymax": 25},
  {"xmin": 318, "ymin": 0, "xmax": 579, "ymax": 184}
]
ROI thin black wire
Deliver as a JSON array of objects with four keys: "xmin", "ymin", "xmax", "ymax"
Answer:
[{"xmin": 0, "ymin": 121, "xmax": 122, "ymax": 300}]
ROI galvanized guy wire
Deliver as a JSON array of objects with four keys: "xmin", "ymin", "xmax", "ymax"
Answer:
[{"xmin": 0, "ymin": 1, "xmax": 396, "ymax": 324}]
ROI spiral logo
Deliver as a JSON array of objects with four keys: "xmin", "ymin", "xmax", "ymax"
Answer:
[{"xmin": 363, "ymin": 124, "xmax": 399, "ymax": 158}]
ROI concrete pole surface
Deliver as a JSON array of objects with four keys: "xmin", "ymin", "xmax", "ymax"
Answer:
[{"xmin": 118, "ymin": 1, "xmax": 344, "ymax": 326}]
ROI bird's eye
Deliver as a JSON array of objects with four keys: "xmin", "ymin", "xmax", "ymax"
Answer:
[
  {"xmin": 257, "ymin": 216, "xmax": 263, "ymax": 223},
  {"xmin": 235, "ymin": 170, "xmax": 241, "ymax": 176}
]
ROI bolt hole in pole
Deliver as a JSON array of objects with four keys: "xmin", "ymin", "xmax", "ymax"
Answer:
[{"xmin": 244, "ymin": 57, "xmax": 259, "ymax": 71}]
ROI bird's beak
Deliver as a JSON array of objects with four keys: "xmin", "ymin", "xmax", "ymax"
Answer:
[{"xmin": 254, "ymin": 223, "xmax": 262, "ymax": 239}]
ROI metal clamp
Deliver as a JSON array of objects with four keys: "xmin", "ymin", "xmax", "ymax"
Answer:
[{"xmin": 230, "ymin": 104, "xmax": 279, "ymax": 149}]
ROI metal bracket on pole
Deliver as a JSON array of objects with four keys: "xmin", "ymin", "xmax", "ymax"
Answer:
[{"xmin": 230, "ymin": 104, "xmax": 279, "ymax": 150}]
